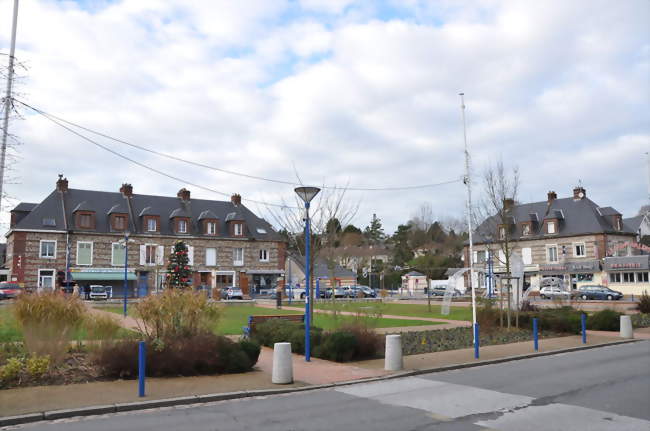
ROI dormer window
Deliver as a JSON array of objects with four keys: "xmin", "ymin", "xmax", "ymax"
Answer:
[
  {"xmin": 547, "ymin": 221, "xmax": 556, "ymax": 234},
  {"xmin": 499, "ymin": 226, "xmax": 506, "ymax": 240},
  {"xmin": 614, "ymin": 216, "xmax": 622, "ymax": 231},
  {"xmin": 234, "ymin": 223, "xmax": 243, "ymax": 236},
  {"xmin": 522, "ymin": 224, "xmax": 530, "ymax": 236},
  {"xmin": 75, "ymin": 211, "xmax": 96, "ymax": 230},
  {"xmin": 115, "ymin": 215, "xmax": 126, "ymax": 230},
  {"xmin": 147, "ymin": 218, "xmax": 157, "ymax": 232},
  {"xmin": 206, "ymin": 221, "xmax": 217, "ymax": 235},
  {"xmin": 178, "ymin": 219, "xmax": 188, "ymax": 234}
]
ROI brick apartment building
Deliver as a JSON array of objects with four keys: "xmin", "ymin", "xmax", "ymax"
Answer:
[
  {"xmin": 465, "ymin": 186, "xmax": 649, "ymax": 295},
  {"xmin": 5, "ymin": 176, "xmax": 286, "ymax": 297}
]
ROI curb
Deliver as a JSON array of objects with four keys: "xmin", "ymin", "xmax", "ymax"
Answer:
[{"xmin": 0, "ymin": 338, "xmax": 642, "ymax": 428}]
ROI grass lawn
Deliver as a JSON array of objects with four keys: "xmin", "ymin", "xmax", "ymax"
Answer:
[
  {"xmin": 315, "ymin": 301, "xmax": 473, "ymax": 321},
  {"xmin": 98, "ymin": 304, "xmax": 438, "ymax": 335},
  {"xmin": 0, "ymin": 306, "xmax": 22, "ymax": 342}
]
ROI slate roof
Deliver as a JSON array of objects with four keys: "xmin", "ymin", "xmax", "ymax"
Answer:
[
  {"xmin": 404, "ymin": 271, "xmax": 425, "ymax": 277},
  {"xmin": 289, "ymin": 253, "xmax": 357, "ymax": 279},
  {"xmin": 473, "ymin": 196, "xmax": 635, "ymax": 243},
  {"xmin": 11, "ymin": 188, "xmax": 281, "ymax": 241},
  {"xmin": 11, "ymin": 202, "xmax": 38, "ymax": 212},
  {"xmin": 623, "ymin": 215, "xmax": 644, "ymax": 232}
]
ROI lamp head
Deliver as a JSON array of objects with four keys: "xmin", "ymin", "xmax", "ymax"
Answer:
[{"xmin": 294, "ymin": 186, "xmax": 321, "ymax": 204}]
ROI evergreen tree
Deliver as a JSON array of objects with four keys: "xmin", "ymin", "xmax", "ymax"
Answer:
[
  {"xmin": 166, "ymin": 240, "xmax": 192, "ymax": 288},
  {"xmin": 364, "ymin": 213, "xmax": 385, "ymax": 244},
  {"xmin": 391, "ymin": 224, "xmax": 413, "ymax": 267}
]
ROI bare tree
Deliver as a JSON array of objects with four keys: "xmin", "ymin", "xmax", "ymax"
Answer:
[
  {"xmin": 410, "ymin": 203, "xmax": 434, "ymax": 231},
  {"xmin": 474, "ymin": 159, "xmax": 520, "ymax": 328},
  {"xmin": 267, "ymin": 186, "xmax": 358, "ymax": 320}
]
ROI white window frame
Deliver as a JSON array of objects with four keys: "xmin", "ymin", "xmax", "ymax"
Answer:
[
  {"xmin": 207, "ymin": 222, "xmax": 217, "ymax": 235},
  {"xmin": 636, "ymin": 272, "xmax": 649, "ymax": 283},
  {"xmin": 546, "ymin": 245, "xmax": 558, "ymax": 263},
  {"xmin": 522, "ymin": 224, "xmax": 530, "ymax": 236},
  {"xmin": 147, "ymin": 218, "xmax": 157, "ymax": 232},
  {"xmin": 522, "ymin": 247, "xmax": 532, "ymax": 265},
  {"xmin": 37, "ymin": 269, "xmax": 55, "ymax": 290},
  {"xmin": 573, "ymin": 242, "xmax": 586, "ymax": 258},
  {"xmin": 259, "ymin": 248, "xmax": 269, "ymax": 262},
  {"xmin": 609, "ymin": 273, "xmax": 621, "ymax": 283},
  {"xmin": 76, "ymin": 241, "xmax": 93, "ymax": 266},
  {"xmin": 206, "ymin": 247, "xmax": 217, "ymax": 266},
  {"xmin": 39, "ymin": 240, "xmax": 57, "ymax": 259},
  {"xmin": 145, "ymin": 243, "xmax": 157, "ymax": 266},
  {"xmin": 178, "ymin": 219, "xmax": 188, "ymax": 234},
  {"xmin": 233, "ymin": 247, "xmax": 244, "ymax": 266},
  {"xmin": 498, "ymin": 226, "xmax": 506, "ymax": 240},
  {"xmin": 111, "ymin": 242, "xmax": 126, "ymax": 266},
  {"xmin": 234, "ymin": 223, "xmax": 243, "ymax": 236},
  {"xmin": 547, "ymin": 221, "xmax": 556, "ymax": 234},
  {"xmin": 622, "ymin": 272, "xmax": 635, "ymax": 283}
]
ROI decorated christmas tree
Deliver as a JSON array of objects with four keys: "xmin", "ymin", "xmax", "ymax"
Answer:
[{"xmin": 166, "ymin": 240, "xmax": 192, "ymax": 288}]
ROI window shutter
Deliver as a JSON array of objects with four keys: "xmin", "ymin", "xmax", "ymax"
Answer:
[
  {"xmin": 522, "ymin": 248, "xmax": 532, "ymax": 265},
  {"xmin": 156, "ymin": 246, "xmax": 164, "ymax": 265},
  {"xmin": 188, "ymin": 246, "xmax": 194, "ymax": 266},
  {"xmin": 139, "ymin": 245, "xmax": 146, "ymax": 265}
]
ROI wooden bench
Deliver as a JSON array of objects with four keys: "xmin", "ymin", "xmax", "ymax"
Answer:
[{"xmin": 242, "ymin": 314, "xmax": 304, "ymax": 338}]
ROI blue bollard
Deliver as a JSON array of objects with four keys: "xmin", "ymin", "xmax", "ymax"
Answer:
[
  {"xmin": 533, "ymin": 318, "xmax": 539, "ymax": 351},
  {"xmin": 474, "ymin": 323, "xmax": 480, "ymax": 359},
  {"xmin": 581, "ymin": 314, "xmax": 587, "ymax": 344},
  {"xmin": 138, "ymin": 341, "xmax": 146, "ymax": 397}
]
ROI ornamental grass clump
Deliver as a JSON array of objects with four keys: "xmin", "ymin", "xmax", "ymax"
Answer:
[
  {"xmin": 13, "ymin": 292, "xmax": 85, "ymax": 364},
  {"xmin": 134, "ymin": 289, "xmax": 222, "ymax": 340}
]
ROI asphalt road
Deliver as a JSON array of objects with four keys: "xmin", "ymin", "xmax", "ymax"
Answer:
[{"xmin": 11, "ymin": 341, "xmax": 650, "ymax": 431}]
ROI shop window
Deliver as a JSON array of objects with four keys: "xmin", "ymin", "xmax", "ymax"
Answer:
[
  {"xmin": 637, "ymin": 272, "xmax": 649, "ymax": 283},
  {"xmin": 609, "ymin": 273, "xmax": 621, "ymax": 283},
  {"xmin": 622, "ymin": 272, "xmax": 635, "ymax": 283},
  {"xmin": 572, "ymin": 273, "xmax": 593, "ymax": 282},
  {"xmin": 38, "ymin": 269, "xmax": 55, "ymax": 290}
]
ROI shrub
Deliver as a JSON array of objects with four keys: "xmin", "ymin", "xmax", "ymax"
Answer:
[
  {"xmin": 25, "ymin": 355, "xmax": 50, "ymax": 378},
  {"xmin": 536, "ymin": 307, "xmax": 582, "ymax": 334},
  {"xmin": 587, "ymin": 309, "xmax": 623, "ymax": 331},
  {"xmin": 476, "ymin": 298, "xmax": 500, "ymax": 333},
  {"xmin": 85, "ymin": 312, "xmax": 124, "ymax": 348},
  {"xmin": 340, "ymin": 324, "xmax": 383, "ymax": 359},
  {"xmin": 0, "ymin": 357, "xmax": 23, "ymax": 383},
  {"xmin": 631, "ymin": 313, "xmax": 650, "ymax": 328},
  {"xmin": 315, "ymin": 331, "xmax": 357, "ymax": 362},
  {"xmin": 239, "ymin": 339, "xmax": 261, "ymax": 365},
  {"xmin": 94, "ymin": 332, "xmax": 258, "ymax": 378},
  {"xmin": 13, "ymin": 292, "xmax": 85, "ymax": 363},
  {"xmin": 135, "ymin": 289, "xmax": 221, "ymax": 340},
  {"xmin": 637, "ymin": 291, "xmax": 650, "ymax": 314}
]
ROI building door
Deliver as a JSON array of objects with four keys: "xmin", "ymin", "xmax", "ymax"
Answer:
[
  {"xmin": 138, "ymin": 272, "xmax": 148, "ymax": 297},
  {"xmin": 38, "ymin": 269, "xmax": 55, "ymax": 291},
  {"xmin": 239, "ymin": 273, "xmax": 249, "ymax": 296}
]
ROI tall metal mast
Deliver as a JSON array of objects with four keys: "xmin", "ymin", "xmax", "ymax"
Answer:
[
  {"xmin": 460, "ymin": 92, "xmax": 477, "ymax": 332},
  {"xmin": 0, "ymin": 0, "xmax": 20, "ymax": 216}
]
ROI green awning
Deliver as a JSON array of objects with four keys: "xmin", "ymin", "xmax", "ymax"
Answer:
[{"xmin": 71, "ymin": 272, "xmax": 136, "ymax": 281}]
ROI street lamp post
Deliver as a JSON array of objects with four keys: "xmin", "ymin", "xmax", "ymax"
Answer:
[
  {"xmin": 294, "ymin": 186, "xmax": 321, "ymax": 362},
  {"xmin": 122, "ymin": 231, "xmax": 130, "ymax": 317}
]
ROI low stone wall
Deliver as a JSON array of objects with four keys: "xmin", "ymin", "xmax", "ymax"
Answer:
[{"xmin": 398, "ymin": 327, "xmax": 558, "ymax": 356}]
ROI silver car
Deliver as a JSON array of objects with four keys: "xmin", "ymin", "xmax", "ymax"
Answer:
[{"xmin": 539, "ymin": 286, "xmax": 571, "ymax": 300}]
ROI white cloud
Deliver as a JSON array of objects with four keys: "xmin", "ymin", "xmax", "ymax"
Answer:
[{"xmin": 0, "ymin": 0, "xmax": 647, "ymax": 233}]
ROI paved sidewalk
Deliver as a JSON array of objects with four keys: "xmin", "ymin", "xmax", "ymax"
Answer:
[{"xmin": 587, "ymin": 326, "xmax": 650, "ymax": 340}]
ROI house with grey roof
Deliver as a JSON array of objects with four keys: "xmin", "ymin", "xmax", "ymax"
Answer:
[
  {"xmin": 6, "ymin": 176, "xmax": 286, "ymax": 297},
  {"xmin": 465, "ymin": 186, "xmax": 646, "ymax": 295},
  {"xmin": 285, "ymin": 252, "xmax": 357, "ymax": 292}
]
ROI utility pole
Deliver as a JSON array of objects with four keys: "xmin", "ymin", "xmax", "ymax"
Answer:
[
  {"xmin": 646, "ymin": 152, "xmax": 650, "ymax": 208},
  {"xmin": 0, "ymin": 0, "xmax": 19, "ymax": 216},
  {"xmin": 459, "ymin": 92, "xmax": 477, "ymax": 337}
]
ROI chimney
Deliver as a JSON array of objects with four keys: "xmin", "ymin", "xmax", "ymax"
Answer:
[
  {"xmin": 120, "ymin": 183, "xmax": 133, "ymax": 198},
  {"xmin": 547, "ymin": 191, "xmax": 557, "ymax": 203},
  {"xmin": 56, "ymin": 174, "xmax": 68, "ymax": 193},
  {"xmin": 231, "ymin": 193, "xmax": 241, "ymax": 206},
  {"xmin": 573, "ymin": 186, "xmax": 586, "ymax": 200},
  {"xmin": 177, "ymin": 188, "xmax": 190, "ymax": 202},
  {"xmin": 503, "ymin": 198, "xmax": 515, "ymax": 211}
]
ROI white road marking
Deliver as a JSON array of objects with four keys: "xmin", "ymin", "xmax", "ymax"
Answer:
[
  {"xmin": 475, "ymin": 403, "xmax": 650, "ymax": 431},
  {"xmin": 336, "ymin": 377, "xmax": 534, "ymax": 418}
]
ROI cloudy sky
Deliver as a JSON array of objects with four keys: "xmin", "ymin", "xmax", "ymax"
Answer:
[{"xmin": 0, "ymin": 0, "xmax": 648, "ymax": 233}]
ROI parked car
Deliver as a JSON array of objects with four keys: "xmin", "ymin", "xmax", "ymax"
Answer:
[
  {"xmin": 347, "ymin": 285, "xmax": 376, "ymax": 298},
  {"xmin": 319, "ymin": 288, "xmax": 333, "ymax": 299},
  {"xmin": 0, "ymin": 282, "xmax": 22, "ymax": 300},
  {"xmin": 539, "ymin": 286, "xmax": 571, "ymax": 300},
  {"xmin": 576, "ymin": 285, "xmax": 623, "ymax": 301},
  {"xmin": 225, "ymin": 287, "xmax": 243, "ymax": 300},
  {"xmin": 89, "ymin": 285, "xmax": 111, "ymax": 300}
]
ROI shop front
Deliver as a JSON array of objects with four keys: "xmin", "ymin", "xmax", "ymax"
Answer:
[
  {"xmin": 538, "ymin": 264, "xmax": 569, "ymax": 289},
  {"xmin": 604, "ymin": 256, "xmax": 650, "ymax": 295},
  {"xmin": 248, "ymin": 269, "xmax": 284, "ymax": 295},
  {"xmin": 566, "ymin": 260, "xmax": 602, "ymax": 290},
  {"xmin": 70, "ymin": 268, "xmax": 137, "ymax": 298}
]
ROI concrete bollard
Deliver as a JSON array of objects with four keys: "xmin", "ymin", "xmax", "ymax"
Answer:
[
  {"xmin": 272, "ymin": 342, "xmax": 293, "ymax": 384},
  {"xmin": 385, "ymin": 334, "xmax": 403, "ymax": 371},
  {"xmin": 620, "ymin": 315, "xmax": 634, "ymax": 339}
]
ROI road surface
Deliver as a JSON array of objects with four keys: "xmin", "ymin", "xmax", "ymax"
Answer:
[{"xmin": 10, "ymin": 340, "xmax": 650, "ymax": 431}]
